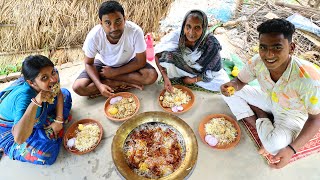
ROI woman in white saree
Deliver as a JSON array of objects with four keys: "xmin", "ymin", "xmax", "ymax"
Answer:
[{"xmin": 154, "ymin": 9, "xmax": 229, "ymax": 92}]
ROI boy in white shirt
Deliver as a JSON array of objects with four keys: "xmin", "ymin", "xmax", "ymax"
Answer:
[
  {"xmin": 221, "ymin": 19, "xmax": 320, "ymax": 169},
  {"xmin": 73, "ymin": 0, "xmax": 158, "ymax": 97}
]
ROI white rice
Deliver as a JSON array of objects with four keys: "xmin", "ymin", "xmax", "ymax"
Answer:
[{"xmin": 74, "ymin": 123, "xmax": 100, "ymax": 152}]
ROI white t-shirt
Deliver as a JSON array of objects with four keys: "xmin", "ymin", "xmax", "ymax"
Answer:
[{"xmin": 82, "ymin": 21, "xmax": 146, "ymax": 67}]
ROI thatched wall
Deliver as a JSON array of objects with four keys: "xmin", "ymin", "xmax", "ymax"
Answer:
[{"xmin": 0, "ymin": 0, "xmax": 174, "ymax": 53}]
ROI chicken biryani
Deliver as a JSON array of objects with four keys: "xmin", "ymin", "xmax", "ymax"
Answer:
[
  {"xmin": 108, "ymin": 96, "xmax": 137, "ymax": 119},
  {"xmin": 48, "ymin": 83, "xmax": 60, "ymax": 104},
  {"xmin": 73, "ymin": 123, "xmax": 100, "ymax": 152},
  {"xmin": 160, "ymin": 87, "xmax": 191, "ymax": 108},
  {"xmin": 204, "ymin": 117, "xmax": 237, "ymax": 146},
  {"xmin": 123, "ymin": 122, "xmax": 186, "ymax": 179}
]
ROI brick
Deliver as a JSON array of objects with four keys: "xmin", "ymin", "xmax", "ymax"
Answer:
[
  {"xmin": 0, "ymin": 75, "xmax": 7, "ymax": 83},
  {"xmin": 61, "ymin": 62, "xmax": 73, "ymax": 69},
  {"xmin": 6, "ymin": 72, "xmax": 21, "ymax": 81}
]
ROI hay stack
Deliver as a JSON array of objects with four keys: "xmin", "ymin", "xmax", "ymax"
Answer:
[{"xmin": 0, "ymin": 0, "xmax": 174, "ymax": 54}]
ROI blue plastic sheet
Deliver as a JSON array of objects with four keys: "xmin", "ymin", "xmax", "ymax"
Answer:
[
  {"xmin": 206, "ymin": 0, "xmax": 237, "ymax": 22},
  {"xmin": 287, "ymin": 13, "xmax": 320, "ymax": 37}
]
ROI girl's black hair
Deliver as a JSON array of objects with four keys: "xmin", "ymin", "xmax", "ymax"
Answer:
[{"xmin": 22, "ymin": 55, "xmax": 54, "ymax": 81}]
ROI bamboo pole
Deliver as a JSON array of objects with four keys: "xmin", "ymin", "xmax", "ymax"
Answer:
[
  {"xmin": 0, "ymin": 24, "xmax": 16, "ymax": 27},
  {"xmin": 0, "ymin": 45, "xmax": 82, "ymax": 56},
  {"xmin": 275, "ymin": 1, "xmax": 320, "ymax": 15}
]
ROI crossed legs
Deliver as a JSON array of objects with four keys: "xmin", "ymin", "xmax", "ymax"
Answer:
[
  {"xmin": 73, "ymin": 66, "xmax": 158, "ymax": 97},
  {"xmin": 223, "ymin": 85, "xmax": 301, "ymax": 156}
]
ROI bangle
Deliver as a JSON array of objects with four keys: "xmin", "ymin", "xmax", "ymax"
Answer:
[
  {"xmin": 288, "ymin": 144, "xmax": 296, "ymax": 154},
  {"xmin": 31, "ymin": 98, "xmax": 42, "ymax": 107},
  {"xmin": 56, "ymin": 115, "xmax": 63, "ymax": 120},
  {"xmin": 54, "ymin": 119, "xmax": 64, "ymax": 124}
]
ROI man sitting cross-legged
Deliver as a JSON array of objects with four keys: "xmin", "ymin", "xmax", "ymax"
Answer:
[
  {"xmin": 221, "ymin": 19, "xmax": 320, "ymax": 169},
  {"xmin": 73, "ymin": 0, "xmax": 158, "ymax": 97}
]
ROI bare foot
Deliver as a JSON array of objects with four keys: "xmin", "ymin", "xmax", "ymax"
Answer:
[
  {"xmin": 126, "ymin": 83, "xmax": 143, "ymax": 90},
  {"xmin": 114, "ymin": 84, "xmax": 144, "ymax": 92},
  {"xmin": 88, "ymin": 93, "xmax": 102, "ymax": 99},
  {"xmin": 258, "ymin": 146, "xmax": 270, "ymax": 157},
  {"xmin": 102, "ymin": 79, "xmax": 143, "ymax": 91},
  {"xmin": 259, "ymin": 147, "xmax": 280, "ymax": 164}
]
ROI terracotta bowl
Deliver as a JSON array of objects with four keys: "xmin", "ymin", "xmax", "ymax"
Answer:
[
  {"xmin": 158, "ymin": 85, "xmax": 195, "ymax": 114},
  {"xmin": 104, "ymin": 92, "xmax": 140, "ymax": 122},
  {"xmin": 63, "ymin": 119, "xmax": 103, "ymax": 155},
  {"xmin": 198, "ymin": 114, "xmax": 241, "ymax": 150}
]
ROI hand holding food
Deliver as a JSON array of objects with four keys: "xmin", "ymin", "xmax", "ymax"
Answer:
[
  {"xmin": 35, "ymin": 90, "xmax": 55, "ymax": 104},
  {"xmin": 220, "ymin": 81, "xmax": 237, "ymax": 97},
  {"xmin": 227, "ymin": 86, "xmax": 235, "ymax": 96},
  {"xmin": 47, "ymin": 83, "xmax": 61, "ymax": 104},
  {"xmin": 163, "ymin": 77, "xmax": 173, "ymax": 93},
  {"xmin": 98, "ymin": 84, "xmax": 115, "ymax": 97}
]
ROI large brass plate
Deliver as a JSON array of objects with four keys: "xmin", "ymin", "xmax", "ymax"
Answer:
[{"xmin": 112, "ymin": 111, "xmax": 198, "ymax": 180}]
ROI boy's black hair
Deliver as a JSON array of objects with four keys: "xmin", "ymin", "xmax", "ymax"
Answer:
[
  {"xmin": 99, "ymin": 1, "xmax": 125, "ymax": 20},
  {"xmin": 257, "ymin": 19, "xmax": 295, "ymax": 42},
  {"xmin": 22, "ymin": 55, "xmax": 54, "ymax": 81}
]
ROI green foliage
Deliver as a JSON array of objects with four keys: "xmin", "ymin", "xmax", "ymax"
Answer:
[
  {"xmin": 222, "ymin": 58, "xmax": 235, "ymax": 80},
  {"xmin": 0, "ymin": 63, "xmax": 22, "ymax": 76}
]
